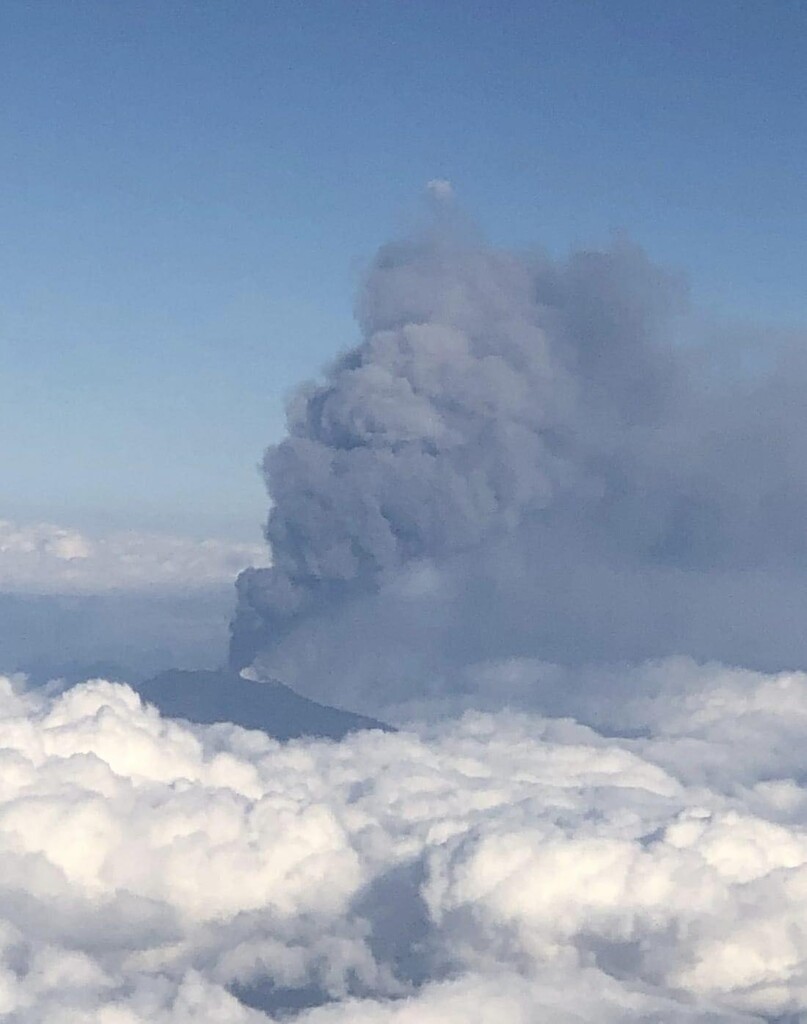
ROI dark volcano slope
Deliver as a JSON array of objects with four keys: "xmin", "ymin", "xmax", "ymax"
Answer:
[{"xmin": 135, "ymin": 669, "xmax": 392, "ymax": 741}]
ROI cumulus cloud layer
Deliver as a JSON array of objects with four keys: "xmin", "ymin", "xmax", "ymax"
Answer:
[
  {"xmin": 0, "ymin": 519, "xmax": 265, "ymax": 594},
  {"xmin": 231, "ymin": 219, "xmax": 807, "ymax": 708},
  {"xmin": 4, "ymin": 659, "xmax": 807, "ymax": 1021}
]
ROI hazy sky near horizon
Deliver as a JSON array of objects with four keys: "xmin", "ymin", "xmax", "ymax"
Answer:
[{"xmin": 3, "ymin": 0, "xmax": 807, "ymax": 540}]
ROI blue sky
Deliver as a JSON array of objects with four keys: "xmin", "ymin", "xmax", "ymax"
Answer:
[{"xmin": 2, "ymin": 0, "xmax": 806, "ymax": 541}]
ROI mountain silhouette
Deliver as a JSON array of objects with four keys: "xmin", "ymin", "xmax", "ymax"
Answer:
[{"xmin": 135, "ymin": 668, "xmax": 392, "ymax": 740}]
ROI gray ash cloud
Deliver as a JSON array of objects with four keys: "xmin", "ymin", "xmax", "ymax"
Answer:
[{"xmin": 231, "ymin": 212, "xmax": 807, "ymax": 712}]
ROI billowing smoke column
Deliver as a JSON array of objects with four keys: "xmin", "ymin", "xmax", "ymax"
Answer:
[
  {"xmin": 232, "ymin": 208, "xmax": 807, "ymax": 710},
  {"xmin": 232, "ymin": 225, "xmax": 682, "ymax": 663}
]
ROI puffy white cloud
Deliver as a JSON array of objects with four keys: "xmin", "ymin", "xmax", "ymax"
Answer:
[
  {"xmin": 425, "ymin": 178, "xmax": 454, "ymax": 201},
  {"xmin": 3, "ymin": 660, "xmax": 807, "ymax": 1019},
  {"xmin": 0, "ymin": 519, "xmax": 266, "ymax": 594}
]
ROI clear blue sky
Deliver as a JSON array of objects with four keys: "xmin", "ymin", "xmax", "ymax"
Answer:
[{"xmin": 3, "ymin": 0, "xmax": 806, "ymax": 541}]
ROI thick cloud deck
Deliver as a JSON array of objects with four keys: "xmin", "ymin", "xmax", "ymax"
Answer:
[{"xmin": 3, "ymin": 661, "xmax": 807, "ymax": 1021}]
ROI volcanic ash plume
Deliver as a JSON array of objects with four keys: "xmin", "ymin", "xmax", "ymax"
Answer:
[{"xmin": 231, "ymin": 218, "xmax": 807, "ymax": 711}]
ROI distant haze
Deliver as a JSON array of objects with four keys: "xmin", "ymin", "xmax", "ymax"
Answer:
[{"xmin": 0, "ymin": 522, "xmax": 264, "ymax": 682}]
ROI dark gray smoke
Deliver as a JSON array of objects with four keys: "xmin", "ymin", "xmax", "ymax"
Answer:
[{"xmin": 231, "ymin": 212, "xmax": 807, "ymax": 714}]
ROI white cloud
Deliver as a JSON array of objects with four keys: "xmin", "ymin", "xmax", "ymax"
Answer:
[
  {"xmin": 0, "ymin": 519, "xmax": 266, "ymax": 594},
  {"xmin": 3, "ymin": 660, "xmax": 807, "ymax": 1019},
  {"xmin": 425, "ymin": 178, "xmax": 454, "ymax": 201}
]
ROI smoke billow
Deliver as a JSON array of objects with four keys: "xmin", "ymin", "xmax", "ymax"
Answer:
[{"xmin": 232, "ymin": 210, "xmax": 807, "ymax": 713}]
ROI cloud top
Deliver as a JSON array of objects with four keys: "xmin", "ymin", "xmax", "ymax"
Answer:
[
  {"xmin": 425, "ymin": 178, "xmax": 454, "ymax": 201},
  {"xmin": 4, "ymin": 659, "xmax": 807, "ymax": 1019}
]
